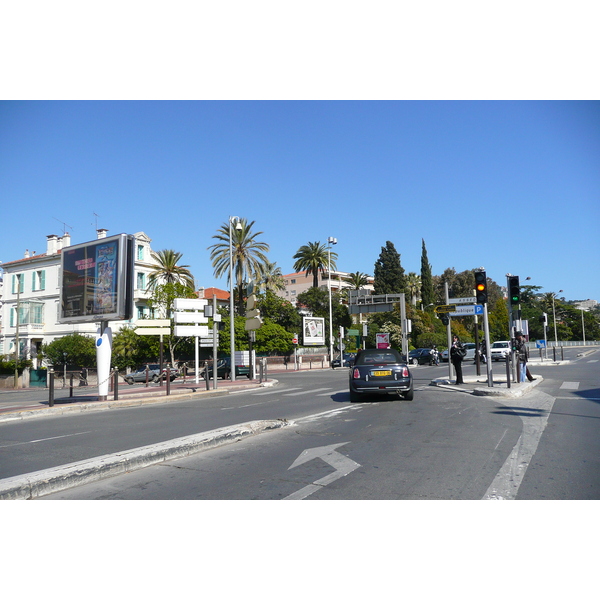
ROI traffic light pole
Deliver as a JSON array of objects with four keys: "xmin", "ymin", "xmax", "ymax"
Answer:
[
  {"xmin": 483, "ymin": 303, "xmax": 493, "ymax": 387},
  {"xmin": 445, "ymin": 282, "xmax": 452, "ymax": 381}
]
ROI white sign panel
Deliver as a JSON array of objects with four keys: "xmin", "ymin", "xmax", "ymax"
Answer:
[
  {"xmin": 174, "ymin": 325, "xmax": 209, "ymax": 337},
  {"xmin": 449, "ymin": 305, "xmax": 484, "ymax": 316},
  {"xmin": 173, "ymin": 298, "xmax": 208, "ymax": 311},
  {"xmin": 174, "ymin": 312, "xmax": 208, "ymax": 324},
  {"xmin": 303, "ymin": 317, "xmax": 325, "ymax": 346},
  {"xmin": 449, "ymin": 297, "xmax": 477, "ymax": 304},
  {"xmin": 135, "ymin": 327, "xmax": 170, "ymax": 336}
]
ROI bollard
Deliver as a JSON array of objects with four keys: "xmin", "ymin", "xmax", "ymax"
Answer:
[
  {"xmin": 69, "ymin": 372, "xmax": 74, "ymax": 397},
  {"xmin": 205, "ymin": 364, "xmax": 210, "ymax": 391},
  {"xmin": 113, "ymin": 369, "xmax": 119, "ymax": 401},
  {"xmin": 49, "ymin": 368, "xmax": 55, "ymax": 407},
  {"xmin": 506, "ymin": 355, "xmax": 511, "ymax": 388},
  {"xmin": 553, "ymin": 346, "xmax": 556, "ymax": 361},
  {"xmin": 561, "ymin": 346, "xmax": 564, "ymax": 360},
  {"xmin": 166, "ymin": 368, "xmax": 171, "ymax": 396}
]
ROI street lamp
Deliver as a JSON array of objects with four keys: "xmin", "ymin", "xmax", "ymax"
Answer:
[
  {"xmin": 552, "ymin": 290, "xmax": 563, "ymax": 347},
  {"xmin": 229, "ymin": 216, "xmax": 242, "ymax": 381},
  {"xmin": 327, "ymin": 236, "xmax": 337, "ymax": 367}
]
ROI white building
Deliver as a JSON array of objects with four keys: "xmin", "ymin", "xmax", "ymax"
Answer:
[{"xmin": 0, "ymin": 230, "xmax": 159, "ymax": 367}]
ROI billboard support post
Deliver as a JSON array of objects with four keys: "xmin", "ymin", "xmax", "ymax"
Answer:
[{"xmin": 96, "ymin": 320, "xmax": 112, "ymax": 401}]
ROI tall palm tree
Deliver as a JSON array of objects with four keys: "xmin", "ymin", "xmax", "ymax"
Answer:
[
  {"xmin": 148, "ymin": 249, "xmax": 195, "ymax": 290},
  {"xmin": 345, "ymin": 271, "xmax": 369, "ymax": 290},
  {"xmin": 406, "ymin": 272, "xmax": 421, "ymax": 306},
  {"xmin": 258, "ymin": 260, "xmax": 286, "ymax": 293},
  {"xmin": 293, "ymin": 241, "xmax": 337, "ymax": 288},
  {"xmin": 208, "ymin": 218, "xmax": 270, "ymax": 314}
]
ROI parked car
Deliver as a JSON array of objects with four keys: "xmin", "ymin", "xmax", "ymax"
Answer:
[
  {"xmin": 203, "ymin": 357, "xmax": 251, "ymax": 379},
  {"xmin": 441, "ymin": 343, "xmax": 476, "ymax": 362},
  {"xmin": 349, "ymin": 348, "xmax": 413, "ymax": 402},
  {"xmin": 490, "ymin": 341, "xmax": 511, "ymax": 361},
  {"xmin": 408, "ymin": 348, "xmax": 436, "ymax": 365},
  {"xmin": 332, "ymin": 353, "xmax": 356, "ymax": 368},
  {"xmin": 124, "ymin": 364, "xmax": 179, "ymax": 385}
]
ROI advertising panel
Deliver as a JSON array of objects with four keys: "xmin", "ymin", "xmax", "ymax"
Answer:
[
  {"xmin": 59, "ymin": 233, "xmax": 134, "ymax": 324},
  {"xmin": 302, "ymin": 316, "xmax": 325, "ymax": 346}
]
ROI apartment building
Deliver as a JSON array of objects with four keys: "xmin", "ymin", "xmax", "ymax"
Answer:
[{"xmin": 0, "ymin": 229, "xmax": 159, "ymax": 367}]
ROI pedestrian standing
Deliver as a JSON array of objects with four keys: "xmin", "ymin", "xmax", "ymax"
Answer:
[
  {"xmin": 450, "ymin": 334, "xmax": 465, "ymax": 384},
  {"xmin": 515, "ymin": 331, "xmax": 528, "ymax": 383}
]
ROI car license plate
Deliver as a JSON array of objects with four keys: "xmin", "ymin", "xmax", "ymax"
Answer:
[{"xmin": 373, "ymin": 370, "xmax": 392, "ymax": 377}]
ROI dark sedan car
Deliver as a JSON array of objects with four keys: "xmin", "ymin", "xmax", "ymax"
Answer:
[
  {"xmin": 349, "ymin": 348, "xmax": 413, "ymax": 402},
  {"xmin": 408, "ymin": 348, "xmax": 436, "ymax": 365},
  {"xmin": 203, "ymin": 357, "xmax": 250, "ymax": 380}
]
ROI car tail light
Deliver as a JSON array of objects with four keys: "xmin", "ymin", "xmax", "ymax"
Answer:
[
  {"xmin": 401, "ymin": 367, "xmax": 409, "ymax": 377},
  {"xmin": 353, "ymin": 368, "xmax": 360, "ymax": 379}
]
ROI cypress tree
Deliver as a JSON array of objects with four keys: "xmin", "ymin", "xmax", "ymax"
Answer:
[
  {"xmin": 373, "ymin": 241, "xmax": 406, "ymax": 295},
  {"xmin": 420, "ymin": 238, "xmax": 434, "ymax": 308}
]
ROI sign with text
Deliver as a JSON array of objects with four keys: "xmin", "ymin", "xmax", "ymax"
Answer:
[
  {"xmin": 59, "ymin": 233, "xmax": 134, "ymax": 324},
  {"xmin": 449, "ymin": 304, "xmax": 484, "ymax": 317},
  {"xmin": 303, "ymin": 317, "xmax": 325, "ymax": 346}
]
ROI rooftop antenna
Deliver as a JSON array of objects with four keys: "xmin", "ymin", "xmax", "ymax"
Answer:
[
  {"xmin": 92, "ymin": 212, "xmax": 101, "ymax": 231},
  {"xmin": 53, "ymin": 217, "xmax": 73, "ymax": 236}
]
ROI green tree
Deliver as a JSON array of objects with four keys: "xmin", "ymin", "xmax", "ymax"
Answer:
[
  {"xmin": 293, "ymin": 241, "xmax": 337, "ymax": 288},
  {"xmin": 148, "ymin": 249, "xmax": 195, "ymax": 290},
  {"xmin": 41, "ymin": 333, "xmax": 96, "ymax": 368},
  {"xmin": 420, "ymin": 239, "xmax": 434, "ymax": 309},
  {"xmin": 373, "ymin": 241, "xmax": 405, "ymax": 295},
  {"xmin": 258, "ymin": 261, "xmax": 286, "ymax": 293},
  {"xmin": 208, "ymin": 218, "xmax": 270, "ymax": 315},
  {"xmin": 406, "ymin": 272, "xmax": 421, "ymax": 306},
  {"xmin": 345, "ymin": 271, "xmax": 369, "ymax": 290},
  {"xmin": 258, "ymin": 290, "xmax": 302, "ymax": 333},
  {"xmin": 112, "ymin": 326, "xmax": 160, "ymax": 370}
]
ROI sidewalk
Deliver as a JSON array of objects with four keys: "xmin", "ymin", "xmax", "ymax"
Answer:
[{"xmin": 431, "ymin": 373, "xmax": 543, "ymax": 398}]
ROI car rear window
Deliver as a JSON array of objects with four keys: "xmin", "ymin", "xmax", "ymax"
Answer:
[{"xmin": 355, "ymin": 350, "xmax": 402, "ymax": 365}]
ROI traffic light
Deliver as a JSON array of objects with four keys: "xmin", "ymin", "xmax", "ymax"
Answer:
[
  {"xmin": 508, "ymin": 275, "xmax": 520, "ymax": 305},
  {"xmin": 474, "ymin": 270, "xmax": 487, "ymax": 304},
  {"xmin": 539, "ymin": 312, "xmax": 548, "ymax": 326},
  {"xmin": 440, "ymin": 314, "xmax": 449, "ymax": 326},
  {"xmin": 245, "ymin": 294, "xmax": 263, "ymax": 331}
]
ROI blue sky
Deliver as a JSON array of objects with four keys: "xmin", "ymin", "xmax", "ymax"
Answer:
[{"xmin": 1, "ymin": 100, "xmax": 598, "ymax": 302}]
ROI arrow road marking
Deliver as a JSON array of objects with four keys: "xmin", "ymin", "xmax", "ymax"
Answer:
[{"xmin": 283, "ymin": 442, "xmax": 360, "ymax": 500}]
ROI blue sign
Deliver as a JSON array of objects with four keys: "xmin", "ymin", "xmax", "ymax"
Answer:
[
  {"xmin": 474, "ymin": 304, "xmax": 484, "ymax": 315},
  {"xmin": 536, "ymin": 340, "xmax": 546, "ymax": 348}
]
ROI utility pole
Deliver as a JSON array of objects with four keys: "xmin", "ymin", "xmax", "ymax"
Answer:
[{"xmin": 14, "ymin": 274, "xmax": 21, "ymax": 388}]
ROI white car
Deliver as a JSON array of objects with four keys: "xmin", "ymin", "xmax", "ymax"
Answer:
[
  {"xmin": 490, "ymin": 341, "xmax": 511, "ymax": 361},
  {"xmin": 441, "ymin": 342, "xmax": 476, "ymax": 362}
]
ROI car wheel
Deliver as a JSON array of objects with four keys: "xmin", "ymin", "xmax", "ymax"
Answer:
[
  {"xmin": 349, "ymin": 389, "xmax": 361, "ymax": 403},
  {"xmin": 403, "ymin": 389, "xmax": 414, "ymax": 401},
  {"xmin": 411, "ymin": 358, "xmax": 418, "ymax": 365},
  {"xmin": 125, "ymin": 377, "xmax": 134, "ymax": 385}
]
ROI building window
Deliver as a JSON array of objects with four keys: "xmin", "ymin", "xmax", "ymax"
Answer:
[
  {"xmin": 290, "ymin": 279, "xmax": 296, "ymax": 285},
  {"xmin": 137, "ymin": 306, "xmax": 145, "ymax": 319},
  {"xmin": 137, "ymin": 272, "xmax": 146, "ymax": 290},
  {"xmin": 137, "ymin": 245, "xmax": 144, "ymax": 261},
  {"xmin": 32, "ymin": 270, "xmax": 46, "ymax": 291},
  {"xmin": 12, "ymin": 274, "xmax": 24, "ymax": 294}
]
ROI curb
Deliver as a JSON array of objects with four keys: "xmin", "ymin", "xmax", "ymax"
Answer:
[{"xmin": 0, "ymin": 419, "xmax": 290, "ymax": 500}]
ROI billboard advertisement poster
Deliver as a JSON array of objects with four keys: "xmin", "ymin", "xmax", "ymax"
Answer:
[
  {"xmin": 303, "ymin": 316, "xmax": 325, "ymax": 346},
  {"xmin": 376, "ymin": 333, "xmax": 391, "ymax": 349},
  {"xmin": 59, "ymin": 233, "xmax": 134, "ymax": 324}
]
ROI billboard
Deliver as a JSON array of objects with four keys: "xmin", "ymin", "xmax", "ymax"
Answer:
[
  {"xmin": 59, "ymin": 233, "xmax": 134, "ymax": 324},
  {"xmin": 302, "ymin": 316, "xmax": 325, "ymax": 346}
]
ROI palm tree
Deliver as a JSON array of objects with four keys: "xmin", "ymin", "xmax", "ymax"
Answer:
[
  {"xmin": 345, "ymin": 271, "xmax": 369, "ymax": 290},
  {"xmin": 208, "ymin": 218, "xmax": 270, "ymax": 314},
  {"xmin": 293, "ymin": 241, "xmax": 337, "ymax": 288},
  {"xmin": 406, "ymin": 272, "xmax": 421, "ymax": 306},
  {"xmin": 148, "ymin": 249, "xmax": 195, "ymax": 290},
  {"xmin": 258, "ymin": 260, "xmax": 286, "ymax": 293}
]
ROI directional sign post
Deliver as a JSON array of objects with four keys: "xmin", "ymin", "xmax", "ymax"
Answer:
[
  {"xmin": 435, "ymin": 304, "xmax": 455, "ymax": 314},
  {"xmin": 174, "ymin": 298, "xmax": 209, "ymax": 384},
  {"xmin": 134, "ymin": 319, "xmax": 171, "ymax": 386}
]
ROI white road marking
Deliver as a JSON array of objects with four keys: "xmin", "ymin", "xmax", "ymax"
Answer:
[
  {"xmin": 284, "ymin": 388, "xmax": 332, "ymax": 396},
  {"xmin": 317, "ymin": 389, "xmax": 347, "ymax": 396},
  {"xmin": 254, "ymin": 388, "xmax": 302, "ymax": 396},
  {"xmin": 560, "ymin": 382, "xmax": 580, "ymax": 390},
  {"xmin": 0, "ymin": 431, "xmax": 91, "ymax": 449}
]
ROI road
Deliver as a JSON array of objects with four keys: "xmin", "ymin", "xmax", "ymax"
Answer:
[{"xmin": 3, "ymin": 347, "xmax": 594, "ymax": 500}]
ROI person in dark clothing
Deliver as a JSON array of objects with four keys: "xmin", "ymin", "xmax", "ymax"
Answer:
[
  {"xmin": 450, "ymin": 334, "xmax": 465, "ymax": 384},
  {"xmin": 515, "ymin": 331, "xmax": 529, "ymax": 382}
]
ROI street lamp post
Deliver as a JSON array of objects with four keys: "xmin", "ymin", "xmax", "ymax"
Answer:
[
  {"xmin": 552, "ymin": 289, "xmax": 563, "ymax": 347},
  {"xmin": 229, "ymin": 216, "xmax": 242, "ymax": 381},
  {"xmin": 327, "ymin": 236, "xmax": 337, "ymax": 368}
]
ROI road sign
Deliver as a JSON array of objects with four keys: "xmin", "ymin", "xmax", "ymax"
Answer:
[
  {"xmin": 174, "ymin": 325, "xmax": 209, "ymax": 337},
  {"xmin": 135, "ymin": 327, "xmax": 170, "ymax": 336},
  {"xmin": 449, "ymin": 297, "xmax": 477, "ymax": 304},
  {"xmin": 174, "ymin": 311, "xmax": 208, "ymax": 324},
  {"xmin": 449, "ymin": 304, "xmax": 484, "ymax": 316},
  {"xmin": 137, "ymin": 319, "xmax": 170, "ymax": 327},
  {"xmin": 435, "ymin": 304, "xmax": 455, "ymax": 313},
  {"xmin": 173, "ymin": 298, "xmax": 208, "ymax": 311},
  {"xmin": 536, "ymin": 339, "xmax": 546, "ymax": 348}
]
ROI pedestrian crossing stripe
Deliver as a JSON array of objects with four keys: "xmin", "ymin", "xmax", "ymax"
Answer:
[{"xmin": 560, "ymin": 382, "xmax": 580, "ymax": 390}]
